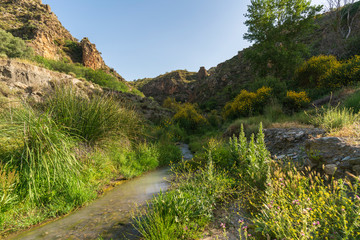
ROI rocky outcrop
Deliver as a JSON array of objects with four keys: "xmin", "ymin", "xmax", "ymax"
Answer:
[
  {"xmin": 136, "ymin": 70, "xmax": 198, "ymax": 103},
  {"xmin": 305, "ymin": 137, "xmax": 360, "ymax": 176},
  {"xmin": 0, "ymin": 58, "xmax": 101, "ymax": 102},
  {"xmin": 197, "ymin": 66, "xmax": 209, "ymax": 79},
  {"xmin": 81, "ymin": 38, "xmax": 106, "ymax": 70},
  {"xmin": 262, "ymin": 128, "xmax": 360, "ymax": 177}
]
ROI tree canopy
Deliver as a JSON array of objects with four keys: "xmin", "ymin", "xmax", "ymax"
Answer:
[{"xmin": 243, "ymin": 0, "xmax": 322, "ymax": 78}]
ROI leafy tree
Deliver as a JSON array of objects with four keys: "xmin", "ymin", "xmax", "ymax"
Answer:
[
  {"xmin": 0, "ymin": 30, "xmax": 33, "ymax": 59},
  {"xmin": 243, "ymin": 0, "xmax": 322, "ymax": 79}
]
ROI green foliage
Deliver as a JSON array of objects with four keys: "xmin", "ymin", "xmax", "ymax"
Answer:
[
  {"xmin": 0, "ymin": 165, "xmax": 17, "ymax": 215},
  {"xmin": 43, "ymin": 85, "xmax": 142, "ymax": 144},
  {"xmin": 157, "ymin": 143, "xmax": 182, "ymax": 166},
  {"xmin": 111, "ymin": 142, "xmax": 160, "ymax": 179},
  {"xmin": 173, "ymin": 103, "xmax": 208, "ymax": 132},
  {"xmin": 249, "ymin": 76, "xmax": 287, "ymax": 101},
  {"xmin": 223, "ymin": 86, "xmax": 272, "ymax": 119},
  {"xmin": 295, "ymin": 55, "xmax": 341, "ymax": 87},
  {"xmin": 0, "ymin": 29, "xmax": 32, "ymax": 59},
  {"xmin": 135, "ymin": 158, "xmax": 234, "ymax": 240},
  {"xmin": 311, "ymin": 105, "xmax": 359, "ymax": 131},
  {"xmin": 253, "ymin": 162, "xmax": 360, "ymax": 239},
  {"xmin": 343, "ymin": 90, "xmax": 360, "ymax": 113},
  {"xmin": 284, "ymin": 90, "xmax": 311, "ymax": 112},
  {"xmin": 321, "ymin": 55, "xmax": 360, "ymax": 89},
  {"xmin": 33, "ymin": 56, "xmax": 133, "ymax": 94},
  {"xmin": 162, "ymin": 97, "xmax": 181, "ymax": 111},
  {"xmin": 0, "ymin": 106, "xmax": 89, "ymax": 205},
  {"xmin": 243, "ymin": 0, "xmax": 321, "ymax": 78}
]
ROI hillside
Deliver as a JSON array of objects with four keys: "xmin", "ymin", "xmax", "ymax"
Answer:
[
  {"xmin": 0, "ymin": 0, "xmax": 130, "ymax": 86},
  {"xmin": 138, "ymin": 4, "xmax": 360, "ymax": 109}
]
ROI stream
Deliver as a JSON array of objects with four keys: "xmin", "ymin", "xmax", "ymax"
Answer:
[{"xmin": 10, "ymin": 144, "xmax": 193, "ymax": 240}]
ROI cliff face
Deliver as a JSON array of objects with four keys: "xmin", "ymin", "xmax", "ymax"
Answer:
[{"xmin": 0, "ymin": 0, "xmax": 108, "ymax": 72}]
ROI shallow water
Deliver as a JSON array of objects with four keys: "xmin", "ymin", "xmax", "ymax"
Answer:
[{"xmin": 11, "ymin": 144, "xmax": 193, "ymax": 240}]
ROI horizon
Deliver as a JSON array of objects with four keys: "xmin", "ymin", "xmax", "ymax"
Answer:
[{"xmin": 42, "ymin": 0, "xmax": 326, "ymax": 81}]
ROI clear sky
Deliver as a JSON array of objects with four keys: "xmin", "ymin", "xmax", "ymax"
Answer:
[{"xmin": 42, "ymin": 0, "xmax": 326, "ymax": 81}]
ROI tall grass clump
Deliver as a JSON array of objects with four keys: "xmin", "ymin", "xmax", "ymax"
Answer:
[
  {"xmin": 0, "ymin": 106, "xmax": 90, "ymax": 205},
  {"xmin": 134, "ymin": 142, "xmax": 234, "ymax": 240},
  {"xmin": 311, "ymin": 105, "xmax": 359, "ymax": 131},
  {"xmin": 43, "ymin": 86, "xmax": 142, "ymax": 144},
  {"xmin": 252, "ymin": 162, "xmax": 360, "ymax": 239}
]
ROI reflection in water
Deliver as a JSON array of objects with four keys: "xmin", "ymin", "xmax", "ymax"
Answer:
[{"xmin": 12, "ymin": 144, "xmax": 193, "ymax": 240}]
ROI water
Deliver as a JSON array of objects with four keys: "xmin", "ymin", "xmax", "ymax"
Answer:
[{"xmin": 10, "ymin": 144, "xmax": 193, "ymax": 240}]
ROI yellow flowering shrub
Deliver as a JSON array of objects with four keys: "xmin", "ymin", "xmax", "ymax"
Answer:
[
  {"xmin": 320, "ymin": 55, "xmax": 360, "ymax": 89},
  {"xmin": 162, "ymin": 97, "xmax": 181, "ymax": 111},
  {"xmin": 295, "ymin": 55, "xmax": 341, "ymax": 87},
  {"xmin": 222, "ymin": 86, "xmax": 272, "ymax": 119},
  {"xmin": 172, "ymin": 103, "xmax": 207, "ymax": 131},
  {"xmin": 284, "ymin": 90, "xmax": 310, "ymax": 112},
  {"xmin": 253, "ymin": 162, "xmax": 360, "ymax": 239}
]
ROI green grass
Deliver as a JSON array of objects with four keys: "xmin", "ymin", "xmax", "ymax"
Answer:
[
  {"xmin": 311, "ymin": 105, "xmax": 359, "ymax": 131},
  {"xmin": 343, "ymin": 90, "xmax": 360, "ymax": 113},
  {"xmin": 42, "ymin": 85, "xmax": 143, "ymax": 144}
]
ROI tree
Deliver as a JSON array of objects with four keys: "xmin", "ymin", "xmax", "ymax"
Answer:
[
  {"xmin": 243, "ymin": 0, "xmax": 322, "ymax": 79},
  {"xmin": 326, "ymin": 0, "xmax": 360, "ymax": 39}
]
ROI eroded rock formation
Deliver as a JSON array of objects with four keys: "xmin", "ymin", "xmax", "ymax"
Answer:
[{"xmin": 81, "ymin": 38, "xmax": 106, "ymax": 70}]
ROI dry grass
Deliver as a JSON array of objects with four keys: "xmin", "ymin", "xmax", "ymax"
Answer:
[
  {"xmin": 328, "ymin": 123, "xmax": 360, "ymax": 145},
  {"xmin": 269, "ymin": 121, "xmax": 314, "ymax": 129}
]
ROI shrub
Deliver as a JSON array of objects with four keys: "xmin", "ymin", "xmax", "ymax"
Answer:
[
  {"xmin": 311, "ymin": 105, "xmax": 359, "ymax": 131},
  {"xmin": 43, "ymin": 85, "xmax": 142, "ymax": 144},
  {"xmin": 162, "ymin": 97, "xmax": 181, "ymax": 111},
  {"xmin": 253, "ymin": 162, "xmax": 360, "ymax": 239},
  {"xmin": 249, "ymin": 76, "xmax": 287, "ymax": 101},
  {"xmin": 284, "ymin": 90, "xmax": 311, "ymax": 112},
  {"xmin": 295, "ymin": 55, "xmax": 340, "ymax": 87},
  {"xmin": 172, "ymin": 103, "xmax": 207, "ymax": 132},
  {"xmin": 320, "ymin": 55, "xmax": 360, "ymax": 89},
  {"xmin": 0, "ymin": 30, "xmax": 33, "ymax": 59},
  {"xmin": 157, "ymin": 143, "xmax": 182, "ymax": 166},
  {"xmin": 223, "ymin": 86, "xmax": 272, "ymax": 119}
]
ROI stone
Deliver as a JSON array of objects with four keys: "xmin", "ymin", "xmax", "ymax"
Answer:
[
  {"xmin": 353, "ymin": 165, "xmax": 360, "ymax": 175},
  {"xmin": 197, "ymin": 66, "xmax": 209, "ymax": 79},
  {"xmin": 81, "ymin": 38, "xmax": 106, "ymax": 70},
  {"xmin": 324, "ymin": 164, "xmax": 337, "ymax": 175}
]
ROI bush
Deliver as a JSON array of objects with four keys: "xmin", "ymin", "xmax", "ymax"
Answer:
[
  {"xmin": 172, "ymin": 103, "xmax": 207, "ymax": 132},
  {"xmin": 311, "ymin": 105, "xmax": 359, "ymax": 131},
  {"xmin": 43, "ymin": 85, "xmax": 142, "ymax": 144},
  {"xmin": 295, "ymin": 55, "xmax": 340, "ymax": 88},
  {"xmin": 253, "ymin": 162, "xmax": 360, "ymax": 239},
  {"xmin": 223, "ymin": 86, "xmax": 272, "ymax": 119},
  {"xmin": 284, "ymin": 90, "xmax": 311, "ymax": 112},
  {"xmin": 321, "ymin": 55, "xmax": 360, "ymax": 89},
  {"xmin": 249, "ymin": 76, "xmax": 287, "ymax": 101},
  {"xmin": 0, "ymin": 30, "xmax": 33, "ymax": 59},
  {"xmin": 162, "ymin": 97, "xmax": 181, "ymax": 111},
  {"xmin": 157, "ymin": 143, "xmax": 182, "ymax": 166}
]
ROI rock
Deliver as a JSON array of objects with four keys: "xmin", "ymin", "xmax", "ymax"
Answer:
[
  {"xmin": 353, "ymin": 165, "xmax": 360, "ymax": 175},
  {"xmin": 324, "ymin": 164, "xmax": 337, "ymax": 175},
  {"xmin": 197, "ymin": 67, "xmax": 209, "ymax": 79},
  {"xmin": 81, "ymin": 38, "xmax": 106, "ymax": 70}
]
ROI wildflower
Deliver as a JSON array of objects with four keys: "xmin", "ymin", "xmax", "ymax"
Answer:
[
  {"xmin": 356, "ymin": 195, "xmax": 360, "ymax": 201},
  {"xmin": 313, "ymin": 221, "xmax": 320, "ymax": 226},
  {"xmin": 242, "ymin": 226, "xmax": 248, "ymax": 231},
  {"xmin": 248, "ymin": 234, "xmax": 252, "ymax": 237},
  {"xmin": 239, "ymin": 219, "xmax": 244, "ymax": 223},
  {"xmin": 220, "ymin": 223, "xmax": 226, "ymax": 229},
  {"xmin": 184, "ymin": 226, "xmax": 188, "ymax": 231}
]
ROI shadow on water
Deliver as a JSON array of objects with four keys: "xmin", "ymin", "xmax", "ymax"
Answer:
[{"xmin": 10, "ymin": 144, "xmax": 193, "ymax": 240}]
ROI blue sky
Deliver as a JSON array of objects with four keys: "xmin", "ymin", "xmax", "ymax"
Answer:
[{"xmin": 42, "ymin": 0, "xmax": 326, "ymax": 81}]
